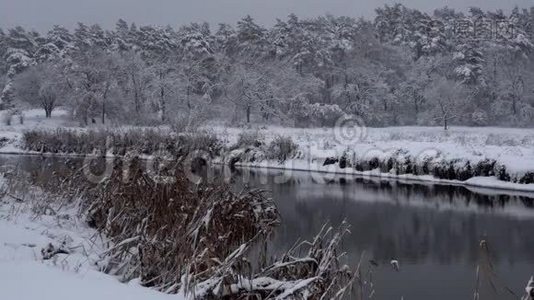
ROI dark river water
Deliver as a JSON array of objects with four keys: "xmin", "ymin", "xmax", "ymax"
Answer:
[
  {"xmin": 229, "ymin": 168, "xmax": 534, "ymax": 300},
  {"xmin": 2, "ymin": 154, "xmax": 534, "ymax": 300}
]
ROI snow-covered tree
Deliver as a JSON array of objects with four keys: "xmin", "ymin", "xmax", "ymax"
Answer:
[
  {"xmin": 68, "ymin": 50, "xmax": 118, "ymax": 125},
  {"xmin": 236, "ymin": 15, "xmax": 267, "ymax": 57},
  {"xmin": 453, "ymin": 42, "xmax": 485, "ymax": 85},
  {"xmin": 73, "ymin": 23, "xmax": 109, "ymax": 53},
  {"xmin": 111, "ymin": 19, "xmax": 135, "ymax": 52},
  {"xmin": 13, "ymin": 62, "xmax": 66, "ymax": 117},
  {"xmin": 425, "ymin": 76, "xmax": 470, "ymax": 130},
  {"xmin": 0, "ymin": 27, "xmax": 37, "ymax": 108},
  {"xmin": 178, "ymin": 23, "xmax": 213, "ymax": 60},
  {"xmin": 0, "ymin": 6, "xmax": 532, "ymax": 127},
  {"xmin": 114, "ymin": 51, "xmax": 152, "ymax": 119}
]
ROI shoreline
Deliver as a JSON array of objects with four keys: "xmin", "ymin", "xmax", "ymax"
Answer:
[
  {"xmin": 2, "ymin": 149, "xmax": 534, "ymax": 195},
  {"xmin": 231, "ymin": 160, "xmax": 534, "ymax": 194}
]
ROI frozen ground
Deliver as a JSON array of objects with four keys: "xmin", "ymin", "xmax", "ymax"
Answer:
[{"xmin": 0, "ymin": 181, "xmax": 181, "ymax": 300}]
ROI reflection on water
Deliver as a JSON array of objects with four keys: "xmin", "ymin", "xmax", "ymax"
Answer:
[
  {"xmin": 230, "ymin": 168, "xmax": 534, "ymax": 300},
  {"xmin": 2, "ymin": 155, "xmax": 534, "ymax": 299}
]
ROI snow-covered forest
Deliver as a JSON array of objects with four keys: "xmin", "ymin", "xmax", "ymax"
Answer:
[
  {"xmin": 3, "ymin": 3, "xmax": 534, "ymax": 300},
  {"xmin": 1, "ymin": 4, "xmax": 534, "ymax": 128}
]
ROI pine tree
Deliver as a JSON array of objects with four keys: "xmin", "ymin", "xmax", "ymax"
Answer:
[
  {"xmin": 0, "ymin": 29, "xmax": 7, "ymax": 74},
  {"xmin": 375, "ymin": 4, "xmax": 404, "ymax": 43},
  {"xmin": 112, "ymin": 19, "xmax": 133, "ymax": 52},
  {"xmin": 179, "ymin": 23, "xmax": 213, "ymax": 60},
  {"xmin": 88, "ymin": 24, "xmax": 108, "ymax": 49},
  {"xmin": 236, "ymin": 15, "xmax": 267, "ymax": 57},
  {"xmin": 453, "ymin": 42, "xmax": 485, "ymax": 85},
  {"xmin": 74, "ymin": 23, "xmax": 92, "ymax": 52},
  {"xmin": 0, "ymin": 27, "xmax": 37, "ymax": 107},
  {"xmin": 215, "ymin": 23, "xmax": 238, "ymax": 55},
  {"xmin": 48, "ymin": 25, "xmax": 75, "ymax": 54},
  {"xmin": 270, "ymin": 19, "xmax": 290, "ymax": 58}
]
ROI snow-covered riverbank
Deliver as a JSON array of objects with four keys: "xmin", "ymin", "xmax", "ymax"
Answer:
[
  {"xmin": 213, "ymin": 125, "xmax": 534, "ymax": 177},
  {"xmin": 1, "ymin": 109, "xmax": 534, "ymax": 192},
  {"xmin": 226, "ymin": 159, "xmax": 534, "ymax": 193},
  {"xmin": 213, "ymin": 125, "xmax": 534, "ymax": 192},
  {"xmin": 0, "ymin": 186, "xmax": 181, "ymax": 300}
]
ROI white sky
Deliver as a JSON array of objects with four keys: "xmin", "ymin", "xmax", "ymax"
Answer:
[{"xmin": 0, "ymin": 0, "xmax": 531, "ymax": 31}]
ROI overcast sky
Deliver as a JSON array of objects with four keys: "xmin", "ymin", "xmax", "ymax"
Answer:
[{"xmin": 1, "ymin": 0, "xmax": 531, "ymax": 31}]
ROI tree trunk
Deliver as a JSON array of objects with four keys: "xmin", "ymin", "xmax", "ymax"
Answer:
[
  {"xmin": 43, "ymin": 97, "xmax": 53, "ymax": 118},
  {"xmin": 159, "ymin": 71, "xmax": 166, "ymax": 122},
  {"xmin": 413, "ymin": 92, "xmax": 419, "ymax": 124},
  {"xmin": 160, "ymin": 86, "xmax": 166, "ymax": 122},
  {"xmin": 101, "ymin": 101, "xmax": 105, "ymax": 124},
  {"xmin": 246, "ymin": 105, "xmax": 251, "ymax": 123},
  {"xmin": 102, "ymin": 83, "xmax": 110, "ymax": 124},
  {"xmin": 132, "ymin": 74, "xmax": 140, "ymax": 114},
  {"xmin": 439, "ymin": 98, "xmax": 448, "ymax": 131},
  {"xmin": 186, "ymin": 86, "xmax": 192, "ymax": 111}
]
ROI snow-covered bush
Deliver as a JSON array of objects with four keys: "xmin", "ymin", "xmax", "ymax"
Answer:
[
  {"xmin": 287, "ymin": 95, "xmax": 314, "ymax": 127},
  {"xmin": 471, "ymin": 109, "xmax": 489, "ymax": 126},
  {"xmin": 288, "ymin": 96, "xmax": 346, "ymax": 127},
  {"xmin": 175, "ymin": 130, "xmax": 223, "ymax": 156},
  {"xmin": 309, "ymin": 103, "xmax": 346, "ymax": 127},
  {"xmin": 235, "ymin": 130, "xmax": 265, "ymax": 148},
  {"xmin": 266, "ymin": 135, "xmax": 298, "ymax": 162}
]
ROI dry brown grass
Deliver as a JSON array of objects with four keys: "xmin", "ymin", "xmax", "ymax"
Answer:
[
  {"xmin": 22, "ymin": 128, "xmax": 223, "ymax": 157},
  {"xmin": 2, "ymin": 153, "xmax": 355, "ymax": 299},
  {"xmin": 75, "ymin": 157, "xmax": 355, "ymax": 299},
  {"xmin": 85, "ymin": 157, "xmax": 280, "ymax": 292}
]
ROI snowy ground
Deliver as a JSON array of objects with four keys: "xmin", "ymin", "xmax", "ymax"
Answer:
[
  {"xmin": 213, "ymin": 125, "xmax": 534, "ymax": 175},
  {"xmin": 212, "ymin": 125, "xmax": 534, "ymax": 192},
  {"xmin": 1, "ymin": 109, "xmax": 534, "ymax": 192},
  {"xmin": 0, "ymin": 181, "xmax": 181, "ymax": 300},
  {"xmin": 0, "ymin": 108, "xmax": 75, "ymax": 153}
]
